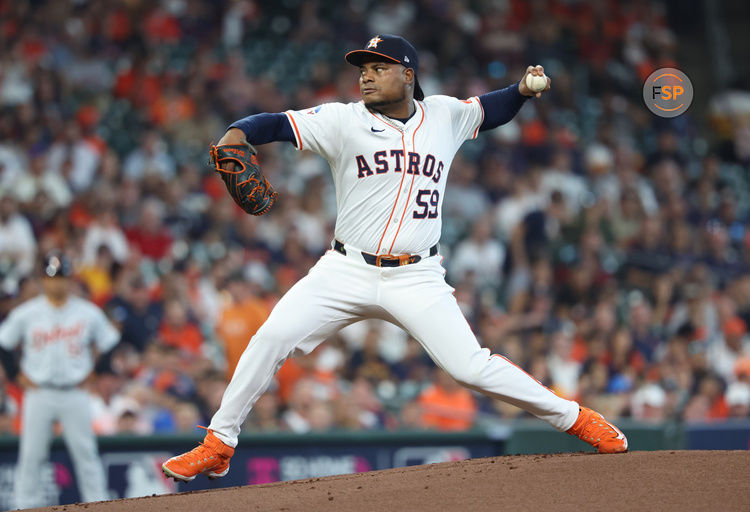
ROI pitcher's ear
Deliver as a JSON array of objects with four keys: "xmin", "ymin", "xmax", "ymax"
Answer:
[{"xmin": 403, "ymin": 67, "xmax": 415, "ymax": 85}]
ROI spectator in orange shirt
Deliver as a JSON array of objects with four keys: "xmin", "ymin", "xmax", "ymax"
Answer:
[
  {"xmin": 418, "ymin": 369, "xmax": 477, "ymax": 431},
  {"xmin": 159, "ymin": 299, "xmax": 203, "ymax": 357},
  {"xmin": 274, "ymin": 349, "xmax": 339, "ymax": 407},
  {"xmin": 215, "ymin": 274, "xmax": 269, "ymax": 380},
  {"xmin": 684, "ymin": 373, "xmax": 729, "ymax": 422},
  {"xmin": 150, "ymin": 83, "xmax": 196, "ymax": 127},
  {"xmin": 76, "ymin": 245, "xmax": 117, "ymax": 307}
]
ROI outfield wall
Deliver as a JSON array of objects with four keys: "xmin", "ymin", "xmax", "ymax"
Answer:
[{"xmin": 0, "ymin": 420, "xmax": 747, "ymax": 508}]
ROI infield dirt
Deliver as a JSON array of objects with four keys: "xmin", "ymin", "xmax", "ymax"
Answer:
[{"xmin": 29, "ymin": 450, "xmax": 750, "ymax": 512}]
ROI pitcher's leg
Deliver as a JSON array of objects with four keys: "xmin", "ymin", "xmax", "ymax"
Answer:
[
  {"xmin": 382, "ymin": 264, "xmax": 579, "ymax": 431},
  {"xmin": 209, "ymin": 253, "xmax": 371, "ymax": 447},
  {"xmin": 59, "ymin": 390, "xmax": 108, "ymax": 502},
  {"xmin": 15, "ymin": 389, "xmax": 56, "ymax": 509}
]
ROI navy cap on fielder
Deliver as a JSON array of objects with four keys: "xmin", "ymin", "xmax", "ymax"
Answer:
[
  {"xmin": 43, "ymin": 251, "xmax": 73, "ymax": 278},
  {"xmin": 345, "ymin": 34, "xmax": 425, "ymax": 101}
]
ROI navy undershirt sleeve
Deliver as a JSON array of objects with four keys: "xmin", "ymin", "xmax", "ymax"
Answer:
[
  {"xmin": 478, "ymin": 82, "xmax": 529, "ymax": 132},
  {"xmin": 229, "ymin": 112, "xmax": 296, "ymax": 145}
]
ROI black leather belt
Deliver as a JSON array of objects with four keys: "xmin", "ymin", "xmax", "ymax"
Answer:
[
  {"xmin": 40, "ymin": 384, "xmax": 79, "ymax": 391},
  {"xmin": 334, "ymin": 240, "xmax": 437, "ymax": 267}
]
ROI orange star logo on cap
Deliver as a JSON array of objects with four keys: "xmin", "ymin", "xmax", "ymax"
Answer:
[{"xmin": 367, "ymin": 36, "xmax": 383, "ymax": 49}]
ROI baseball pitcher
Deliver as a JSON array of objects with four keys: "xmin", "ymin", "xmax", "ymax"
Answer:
[
  {"xmin": 0, "ymin": 252, "xmax": 120, "ymax": 508},
  {"xmin": 163, "ymin": 35, "xmax": 627, "ymax": 483}
]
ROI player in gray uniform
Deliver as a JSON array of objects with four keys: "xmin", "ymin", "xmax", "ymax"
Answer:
[{"xmin": 0, "ymin": 252, "xmax": 120, "ymax": 508}]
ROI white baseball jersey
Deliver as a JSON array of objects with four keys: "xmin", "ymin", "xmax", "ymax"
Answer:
[
  {"xmin": 0, "ymin": 295, "xmax": 120, "ymax": 387},
  {"xmin": 285, "ymin": 95, "xmax": 484, "ymax": 255}
]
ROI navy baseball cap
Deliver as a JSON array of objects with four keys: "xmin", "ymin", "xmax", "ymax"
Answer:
[
  {"xmin": 345, "ymin": 35, "xmax": 425, "ymax": 101},
  {"xmin": 43, "ymin": 251, "xmax": 73, "ymax": 278}
]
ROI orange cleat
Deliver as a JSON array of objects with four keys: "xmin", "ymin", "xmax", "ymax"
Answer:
[
  {"xmin": 566, "ymin": 406, "xmax": 628, "ymax": 454},
  {"xmin": 162, "ymin": 428, "xmax": 235, "ymax": 482}
]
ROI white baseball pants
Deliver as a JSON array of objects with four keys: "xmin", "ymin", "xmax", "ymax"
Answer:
[
  {"xmin": 210, "ymin": 250, "xmax": 579, "ymax": 447},
  {"xmin": 15, "ymin": 388, "xmax": 108, "ymax": 509}
]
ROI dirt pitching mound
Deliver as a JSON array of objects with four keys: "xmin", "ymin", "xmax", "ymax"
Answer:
[{"xmin": 32, "ymin": 451, "xmax": 749, "ymax": 512}]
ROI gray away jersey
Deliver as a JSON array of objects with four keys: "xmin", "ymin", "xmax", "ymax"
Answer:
[{"xmin": 0, "ymin": 295, "xmax": 120, "ymax": 387}]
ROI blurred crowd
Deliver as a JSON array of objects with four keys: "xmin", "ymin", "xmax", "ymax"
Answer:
[{"xmin": 1, "ymin": 0, "xmax": 750, "ymax": 437}]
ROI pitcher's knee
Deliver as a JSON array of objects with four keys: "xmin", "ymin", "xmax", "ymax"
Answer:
[
  {"xmin": 444, "ymin": 366, "xmax": 483, "ymax": 388},
  {"xmin": 245, "ymin": 325, "xmax": 296, "ymax": 355},
  {"xmin": 443, "ymin": 353, "xmax": 495, "ymax": 388},
  {"xmin": 242, "ymin": 337, "xmax": 285, "ymax": 366}
]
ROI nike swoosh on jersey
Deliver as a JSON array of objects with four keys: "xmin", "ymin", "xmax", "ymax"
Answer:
[{"xmin": 371, "ymin": 127, "xmax": 385, "ymax": 133}]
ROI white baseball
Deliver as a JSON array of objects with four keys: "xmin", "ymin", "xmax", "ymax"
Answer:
[{"xmin": 525, "ymin": 72, "xmax": 548, "ymax": 93}]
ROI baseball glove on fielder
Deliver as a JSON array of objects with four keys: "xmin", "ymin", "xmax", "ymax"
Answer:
[{"xmin": 209, "ymin": 143, "xmax": 277, "ymax": 215}]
